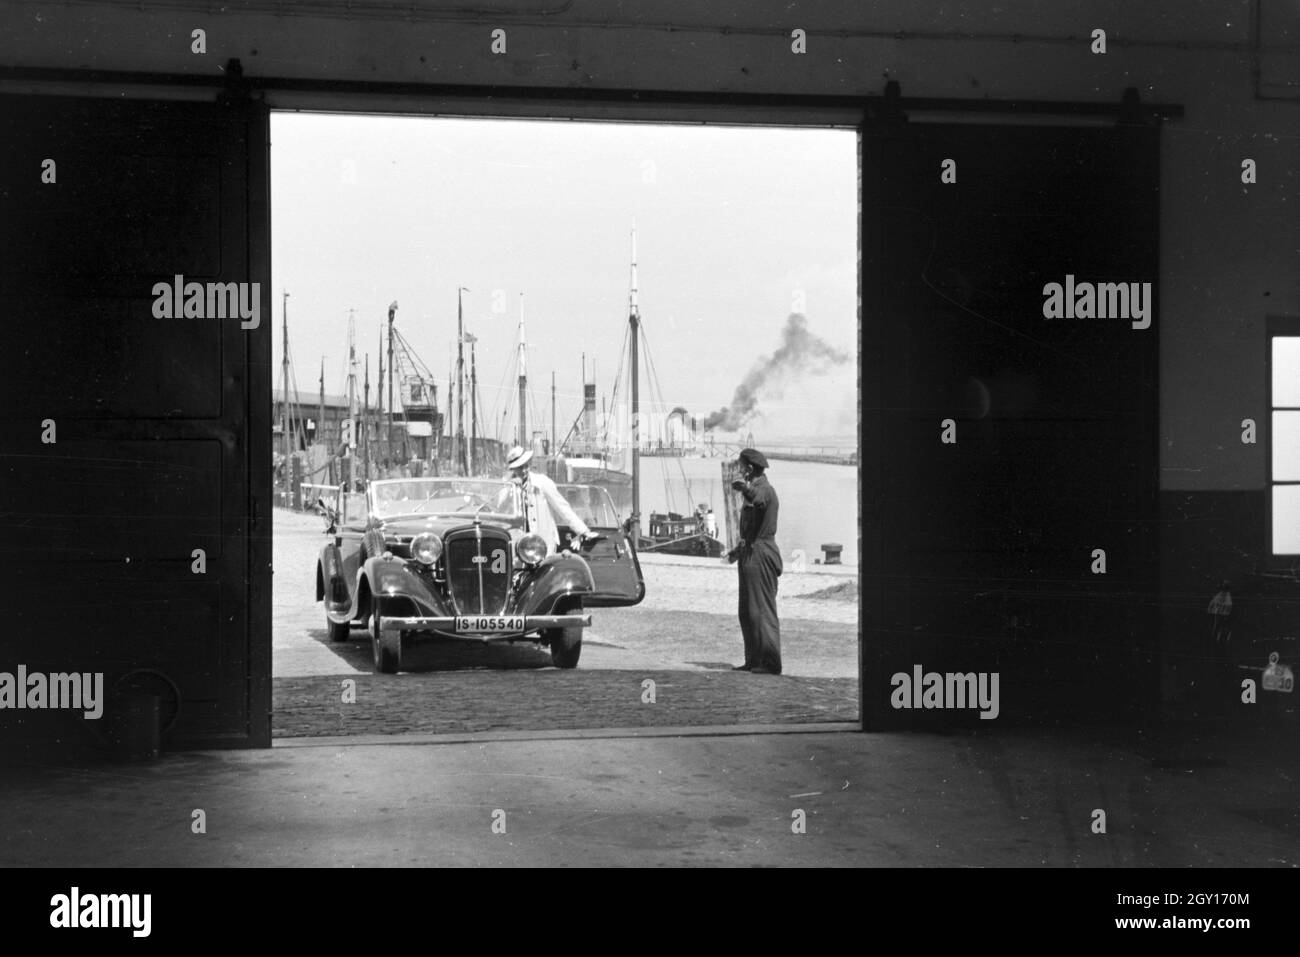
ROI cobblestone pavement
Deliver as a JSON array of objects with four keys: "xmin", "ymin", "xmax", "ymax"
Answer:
[
  {"xmin": 273, "ymin": 508, "xmax": 860, "ymax": 736},
  {"xmin": 274, "ymin": 670, "xmax": 859, "ymax": 738}
]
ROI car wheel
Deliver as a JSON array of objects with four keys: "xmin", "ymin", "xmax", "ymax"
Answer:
[
  {"xmin": 326, "ymin": 610, "xmax": 352, "ymax": 643},
  {"xmin": 371, "ymin": 600, "xmax": 401, "ymax": 674},
  {"xmin": 547, "ymin": 624, "xmax": 583, "ymax": 669}
]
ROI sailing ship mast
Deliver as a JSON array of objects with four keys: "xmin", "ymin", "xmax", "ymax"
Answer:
[
  {"xmin": 629, "ymin": 225, "xmax": 641, "ymax": 536},
  {"xmin": 376, "ymin": 331, "xmax": 383, "ymax": 462},
  {"xmin": 469, "ymin": 332, "xmax": 478, "ymax": 474},
  {"xmin": 456, "ymin": 287, "xmax": 468, "ymax": 475},
  {"xmin": 517, "ymin": 293, "xmax": 528, "ymax": 448},
  {"xmin": 386, "ymin": 302, "xmax": 396, "ymax": 464},
  {"xmin": 280, "ymin": 291, "xmax": 290, "ymax": 493},
  {"xmin": 363, "ymin": 354, "xmax": 370, "ymax": 483},
  {"xmin": 317, "ymin": 357, "xmax": 325, "ymax": 450},
  {"xmin": 345, "ymin": 308, "xmax": 360, "ymax": 487}
]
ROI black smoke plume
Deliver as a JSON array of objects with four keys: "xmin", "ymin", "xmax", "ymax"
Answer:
[{"xmin": 703, "ymin": 313, "xmax": 849, "ymax": 432}]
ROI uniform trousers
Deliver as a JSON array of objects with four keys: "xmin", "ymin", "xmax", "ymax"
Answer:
[{"xmin": 738, "ymin": 539, "xmax": 782, "ymax": 673}]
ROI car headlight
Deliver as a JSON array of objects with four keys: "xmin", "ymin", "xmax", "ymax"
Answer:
[
  {"xmin": 516, "ymin": 533, "xmax": 547, "ymax": 566},
  {"xmin": 410, "ymin": 532, "xmax": 442, "ymax": 565}
]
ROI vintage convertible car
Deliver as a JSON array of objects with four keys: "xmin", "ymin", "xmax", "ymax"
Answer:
[{"xmin": 315, "ymin": 477, "xmax": 645, "ymax": 673}]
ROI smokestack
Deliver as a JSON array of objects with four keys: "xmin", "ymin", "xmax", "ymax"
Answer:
[{"xmin": 583, "ymin": 382, "xmax": 597, "ymax": 438}]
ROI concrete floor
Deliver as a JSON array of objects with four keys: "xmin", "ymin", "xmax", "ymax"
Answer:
[{"xmin": 3, "ymin": 719, "xmax": 1297, "ymax": 867}]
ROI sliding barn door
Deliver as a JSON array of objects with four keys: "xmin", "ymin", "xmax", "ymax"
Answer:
[
  {"xmin": 0, "ymin": 93, "xmax": 271, "ymax": 754},
  {"xmin": 861, "ymin": 118, "xmax": 1160, "ymax": 729}
]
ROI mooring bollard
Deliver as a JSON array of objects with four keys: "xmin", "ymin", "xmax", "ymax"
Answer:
[{"xmin": 821, "ymin": 543, "xmax": 843, "ymax": 565}]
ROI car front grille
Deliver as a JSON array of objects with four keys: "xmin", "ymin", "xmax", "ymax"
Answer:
[{"xmin": 445, "ymin": 526, "xmax": 511, "ymax": 616}]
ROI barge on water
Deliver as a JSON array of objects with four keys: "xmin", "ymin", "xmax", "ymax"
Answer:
[{"xmin": 638, "ymin": 508, "xmax": 725, "ymax": 558}]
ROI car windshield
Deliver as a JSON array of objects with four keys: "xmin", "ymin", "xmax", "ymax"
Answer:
[
  {"xmin": 556, "ymin": 484, "xmax": 621, "ymax": 528},
  {"xmin": 369, "ymin": 478, "xmax": 521, "ymax": 520}
]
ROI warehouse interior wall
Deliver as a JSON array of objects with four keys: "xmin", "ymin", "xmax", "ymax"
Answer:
[
  {"xmin": 0, "ymin": 0, "xmax": 1296, "ymax": 748},
  {"xmin": 2, "ymin": 1, "xmax": 1295, "ymax": 476}
]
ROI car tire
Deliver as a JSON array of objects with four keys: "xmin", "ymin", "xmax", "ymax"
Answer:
[
  {"xmin": 371, "ymin": 600, "xmax": 401, "ymax": 674},
  {"xmin": 547, "ymin": 624, "xmax": 583, "ymax": 669},
  {"xmin": 326, "ymin": 610, "xmax": 352, "ymax": 643}
]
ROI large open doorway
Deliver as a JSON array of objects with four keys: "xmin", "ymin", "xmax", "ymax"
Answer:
[{"xmin": 268, "ymin": 113, "xmax": 862, "ymax": 738}]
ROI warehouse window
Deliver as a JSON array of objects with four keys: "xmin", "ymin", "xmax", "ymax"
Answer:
[{"xmin": 1271, "ymin": 331, "xmax": 1300, "ymax": 554}]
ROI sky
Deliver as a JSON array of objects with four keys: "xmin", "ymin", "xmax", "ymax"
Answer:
[{"xmin": 270, "ymin": 112, "xmax": 858, "ymax": 449}]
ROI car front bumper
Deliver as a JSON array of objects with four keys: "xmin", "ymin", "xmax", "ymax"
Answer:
[{"xmin": 377, "ymin": 613, "xmax": 592, "ymax": 639}]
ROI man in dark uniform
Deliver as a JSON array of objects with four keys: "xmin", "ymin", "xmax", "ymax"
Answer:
[{"xmin": 727, "ymin": 448, "xmax": 783, "ymax": 674}]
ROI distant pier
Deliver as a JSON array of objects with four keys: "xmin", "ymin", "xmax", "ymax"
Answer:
[
  {"xmin": 764, "ymin": 449, "xmax": 858, "ymax": 467},
  {"xmin": 642, "ymin": 441, "xmax": 857, "ymax": 466}
]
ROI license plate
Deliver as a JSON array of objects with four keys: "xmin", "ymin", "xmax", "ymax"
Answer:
[{"xmin": 455, "ymin": 616, "xmax": 524, "ymax": 634}]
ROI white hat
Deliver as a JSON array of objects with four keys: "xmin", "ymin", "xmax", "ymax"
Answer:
[{"xmin": 506, "ymin": 445, "xmax": 534, "ymax": 470}]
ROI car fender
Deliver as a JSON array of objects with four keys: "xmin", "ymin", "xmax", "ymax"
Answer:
[
  {"xmin": 515, "ymin": 553, "xmax": 596, "ymax": 615},
  {"xmin": 361, "ymin": 554, "xmax": 451, "ymax": 619}
]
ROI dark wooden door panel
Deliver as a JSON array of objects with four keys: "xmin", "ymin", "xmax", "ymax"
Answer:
[
  {"xmin": 864, "ymin": 120, "xmax": 1160, "ymax": 729},
  {"xmin": 0, "ymin": 93, "xmax": 269, "ymax": 755},
  {"xmin": 2, "ymin": 297, "xmax": 225, "ymax": 419}
]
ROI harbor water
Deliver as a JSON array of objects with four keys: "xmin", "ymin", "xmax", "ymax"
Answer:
[{"xmin": 634, "ymin": 456, "xmax": 859, "ymax": 566}]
